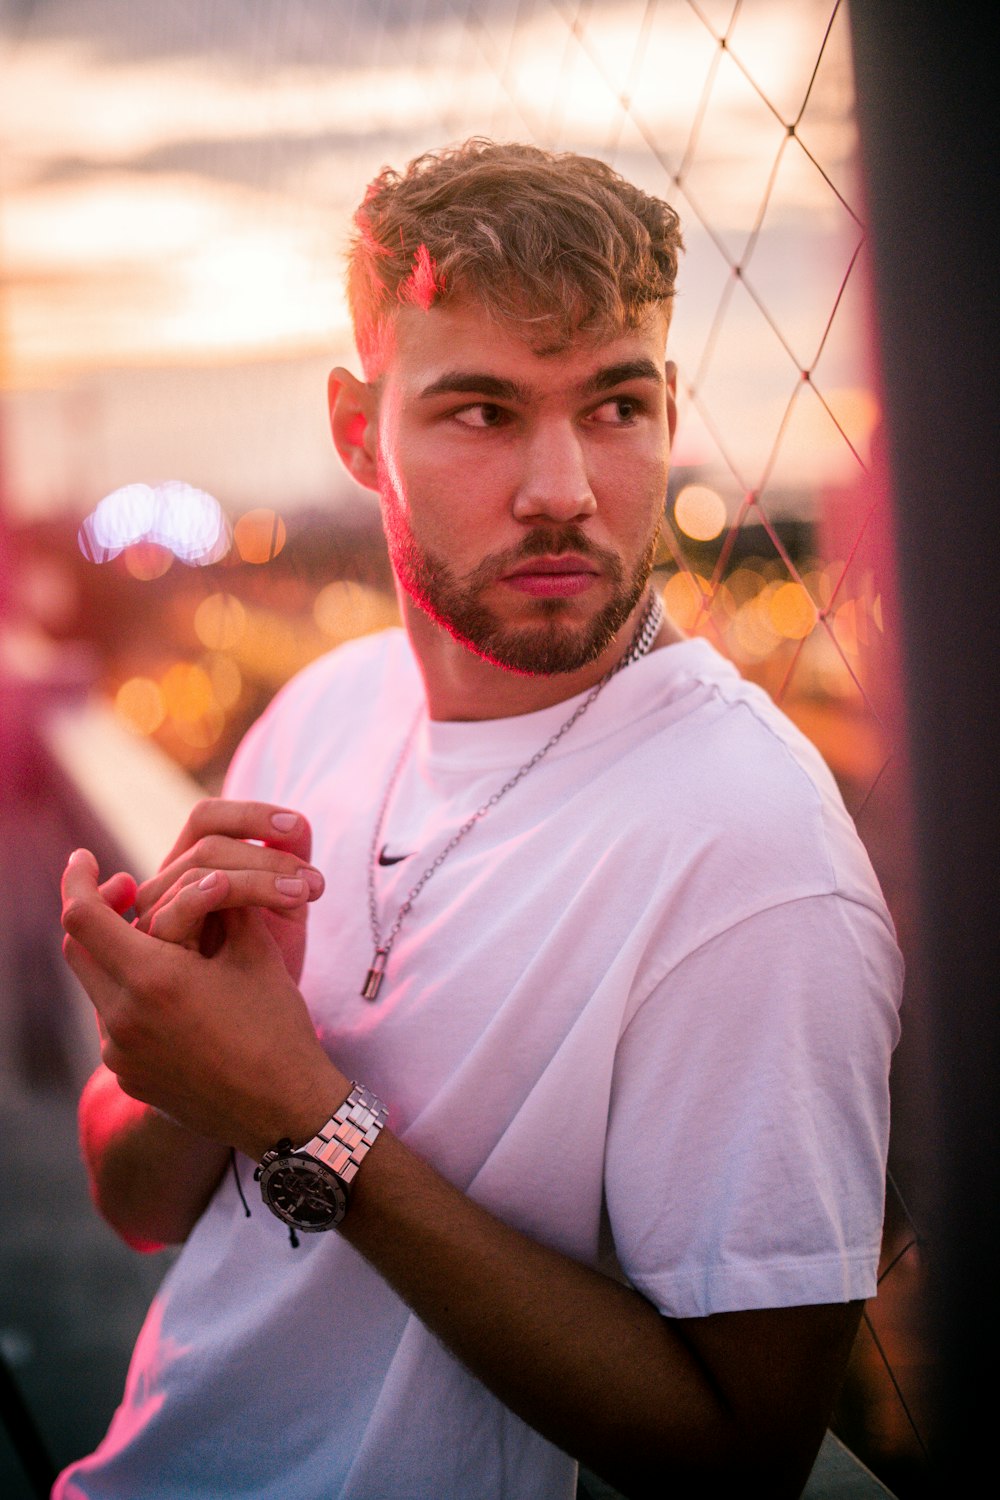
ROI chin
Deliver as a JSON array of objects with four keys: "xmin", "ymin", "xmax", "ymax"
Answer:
[
  {"xmin": 444, "ymin": 600, "xmax": 632, "ymax": 677},
  {"xmin": 395, "ymin": 537, "xmax": 651, "ymax": 678}
]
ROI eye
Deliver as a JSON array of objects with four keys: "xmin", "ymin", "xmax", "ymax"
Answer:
[
  {"xmin": 590, "ymin": 396, "xmax": 643, "ymax": 425},
  {"xmin": 453, "ymin": 403, "xmax": 508, "ymax": 428}
]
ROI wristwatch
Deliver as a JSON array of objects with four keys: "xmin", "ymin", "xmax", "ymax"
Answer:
[{"xmin": 255, "ymin": 1082, "xmax": 388, "ymax": 1233}]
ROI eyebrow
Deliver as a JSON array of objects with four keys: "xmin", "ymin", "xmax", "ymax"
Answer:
[
  {"xmin": 417, "ymin": 372, "xmax": 529, "ymax": 402},
  {"xmin": 583, "ymin": 359, "xmax": 664, "ymax": 394},
  {"xmin": 417, "ymin": 358, "xmax": 664, "ymax": 404}
]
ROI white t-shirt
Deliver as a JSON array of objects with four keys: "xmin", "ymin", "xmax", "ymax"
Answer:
[{"xmin": 55, "ymin": 631, "xmax": 902, "ymax": 1500}]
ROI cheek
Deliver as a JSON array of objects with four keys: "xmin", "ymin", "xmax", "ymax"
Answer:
[
  {"xmin": 376, "ymin": 456, "xmax": 455, "ymax": 574},
  {"xmin": 380, "ymin": 442, "xmax": 481, "ymax": 544},
  {"xmin": 598, "ymin": 451, "xmax": 669, "ymax": 535}
]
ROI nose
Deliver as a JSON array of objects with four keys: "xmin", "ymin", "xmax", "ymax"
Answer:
[{"xmin": 511, "ymin": 420, "xmax": 597, "ymax": 525}]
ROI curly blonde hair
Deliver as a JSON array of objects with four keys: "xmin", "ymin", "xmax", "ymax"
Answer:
[{"xmin": 347, "ymin": 138, "xmax": 683, "ymax": 374}]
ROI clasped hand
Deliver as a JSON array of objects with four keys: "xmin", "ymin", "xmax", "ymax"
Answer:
[{"xmin": 60, "ymin": 800, "xmax": 342, "ymax": 1159}]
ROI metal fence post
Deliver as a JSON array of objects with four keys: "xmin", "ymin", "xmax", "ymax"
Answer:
[{"xmin": 848, "ymin": 0, "xmax": 999, "ymax": 1484}]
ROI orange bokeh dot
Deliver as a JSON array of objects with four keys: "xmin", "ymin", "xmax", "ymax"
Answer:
[
  {"xmin": 124, "ymin": 541, "xmax": 173, "ymax": 580},
  {"xmin": 194, "ymin": 591, "xmax": 247, "ymax": 650},
  {"xmin": 161, "ymin": 662, "xmax": 216, "ymax": 722},
  {"xmin": 114, "ymin": 677, "xmax": 165, "ymax": 735},
  {"xmin": 172, "ymin": 705, "xmax": 226, "ymax": 748},
  {"xmin": 202, "ymin": 652, "xmax": 243, "ymax": 710},
  {"xmin": 234, "ymin": 508, "xmax": 287, "ymax": 564},
  {"xmin": 729, "ymin": 598, "xmax": 781, "ymax": 662},
  {"xmin": 768, "ymin": 581, "xmax": 816, "ymax": 640},
  {"xmin": 674, "ymin": 484, "xmax": 727, "ymax": 543},
  {"xmin": 662, "ymin": 572, "xmax": 708, "ymax": 632}
]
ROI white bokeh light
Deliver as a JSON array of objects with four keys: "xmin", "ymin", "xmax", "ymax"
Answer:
[{"xmin": 79, "ymin": 480, "xmax": 230, "ymax": 566}]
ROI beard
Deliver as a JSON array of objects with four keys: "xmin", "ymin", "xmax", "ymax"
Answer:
[{"xmin": 383, "ymin": 502, "xmax": 659, "ymax": 676}]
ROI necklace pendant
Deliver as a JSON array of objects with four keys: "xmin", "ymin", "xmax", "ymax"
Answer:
[{"xmin": 361, "ymin": 947, "xmax": 390, "ymax": 1002}]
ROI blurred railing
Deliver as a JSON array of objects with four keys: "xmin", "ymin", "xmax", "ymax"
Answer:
[{"xmin": 0, "ymin": 644, "xmax": 195, "ymax": 1497}]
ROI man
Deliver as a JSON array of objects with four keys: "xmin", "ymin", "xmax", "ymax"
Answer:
[{"xmin": 58, "ymin": 140, "xmax": 902, "ymax": 1500}]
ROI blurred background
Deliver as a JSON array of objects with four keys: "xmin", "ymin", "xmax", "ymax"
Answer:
[{"xmin": 2, "ymin": 2, "xmax": 992, "ymax": 1496}]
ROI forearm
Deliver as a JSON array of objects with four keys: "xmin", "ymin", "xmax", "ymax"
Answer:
[
  {"xmin": 341, "ymin": 1130, "xmax": 765, "ymax": 1498},
  {"xmin": 79, "ymin": 1064, "xmax": 229, "ymax": 1251}
]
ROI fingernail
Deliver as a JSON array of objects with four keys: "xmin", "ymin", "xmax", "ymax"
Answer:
[
  {"xmin": 199, "ymin": 871, "xmax": 222, "ymax": 890},
  {"xmin": 299, "ymin": 867, "xmax": 324, "ymax": 894},
  {"xmin": 271, "ymin": 812, "xmax": 298, "ymax": 832},
  {"xmin": 275, "ymin": 876, "xmax": 305, "ymax": 895}
]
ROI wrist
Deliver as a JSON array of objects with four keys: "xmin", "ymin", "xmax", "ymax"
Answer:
[
  {"xmin": 239, "ymin": 1061, "xmax": 351, "ymax": 1162},
  {"xmin": 255, "ymin": 1081, "xmax": 389, "ymax": 1234}
]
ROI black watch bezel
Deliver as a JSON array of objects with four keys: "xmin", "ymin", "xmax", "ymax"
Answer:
[{"xmin": 257, "ymin": 1151, "xmax": 348, "ymax": 1232}]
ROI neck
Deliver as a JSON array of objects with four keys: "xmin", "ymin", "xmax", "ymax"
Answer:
[{"xmin": 399, "ymin": 589, "xmax": 683, "ymax": 722}]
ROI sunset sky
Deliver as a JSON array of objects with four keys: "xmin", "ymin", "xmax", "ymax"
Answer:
[{"xmin": 0, "ymin": 0, "xmax": 872, "ymax": 521}]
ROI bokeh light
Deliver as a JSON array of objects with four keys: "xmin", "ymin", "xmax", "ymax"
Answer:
[
  {"xmin": 235, "ymin": 609, "xmax": 299, "ymax": 680},
  {"xmin": 234, "ymin": 508, "xmax": 287, "ymax": 564},
  {"xmin": 726, "ymin": 566, "xmax": 767, "ymax": 606},
  {"xmin": 193, "ymin": 592, "xmax": 247, "ymax": 651},
  {"xmin": 833, "ymin": 597, "xmax": 862, "ymax": 657},
  {"xmin": 124, "ymin": 541, "xmax": 173, "ymax": 580},
  {"xmin": 729, "ymin": 595, "xmax": 783, "ymax": 661},
  {"xmin": 78, "ymin": 480, "xmax": 229, "ymax": 566},
  {"xmin": 674, "ymin": 484, "xmax": 728, "ymax": 542},
  {"xmin": 768, "ymin": 581, "xmax": 817, "ymax": 639},
  {"xmin": 202, "ymin": 652, "xmax": 243, "ymax": 710},
  {"xmin": 661, "ymin": 571, "xmax": 709, "ymax": 632},
  {"xmin": 152, "ymin": 480, "xmax": 230, "ymax": 563},
  {"xmin": 91, "ymin": 482, "xmax": 156, "ymax": 551},
  {"xmin": 313, "ymin": 580, "xmax": 398, "ymax": 639},
  {"xmin": 172, "ymin": 706, "xmax": 226, "ymax": 749},
  {"xmin": 114, "ymin": 676, "xmax": 166, "ymax": 735},
  {"xmin": 160, "ymin": 661, "xmax": 226, "ymax": 749},
  {"xmin": 160, "ymin": 662, "xmax": 216, "ymax": 722}
]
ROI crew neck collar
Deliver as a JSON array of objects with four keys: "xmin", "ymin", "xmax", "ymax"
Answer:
[{"xmin": 412, "ymin": 636, "xmax": 729, "ymax": 771}]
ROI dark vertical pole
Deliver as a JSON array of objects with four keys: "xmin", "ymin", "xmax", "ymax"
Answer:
[
  {"xmin": 848, "ymin": 1, "xmax": 999, "ymax": 1484},
  {"xmin": 0, "ymin": 1348, "xmax": 57, "ymax": 1497}
]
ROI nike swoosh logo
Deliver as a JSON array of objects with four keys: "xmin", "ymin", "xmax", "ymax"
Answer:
[{"xmin": 378, "ymin": 845, "xmax": 413, "ymax": 866}]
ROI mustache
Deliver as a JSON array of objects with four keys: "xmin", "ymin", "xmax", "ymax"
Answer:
[{"xmin": 467, "ymin": 526, "xmax": 625, "ymax": 587}]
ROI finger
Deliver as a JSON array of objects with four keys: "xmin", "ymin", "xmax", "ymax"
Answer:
[
  {"xmin": 136, "ymin": 852, "xmax": 324, "ymax": 924},
  {"xmin": 138, "ymin": 837, "xmax": 323, "ymax": 912},
  {"xmin": 99, "ymin": 871, "xmax": 139, "ymax": 915},
  {"xmin": 61, "ymin": 930, "xmax": 125, "ymax": 1027},
  {"xmin": 146, "ymin": 870, "xmax": 232, "ymax": 946},
  {"xmin": 144, "ymin": 866, "xmax": 317, "ymax": 940},
  {"xmin": 61, "ymin": 849, "xmax": 149, "ymax": 981},
  {"xmin": 159, "ymin": 799, "xmax": 313, "ymax": 871},
  {"xmin": 61, "ymin": 845, "xmax": 100, "ymax": 899},
  {"xmin": 218, "ymin": 903, "xmax": 286, "ymax": 966}
]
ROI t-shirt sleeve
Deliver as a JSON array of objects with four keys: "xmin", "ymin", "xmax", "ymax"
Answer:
[{"xmin": 604, "ymin": 892, "xmax": 903, "ymax": 1318}]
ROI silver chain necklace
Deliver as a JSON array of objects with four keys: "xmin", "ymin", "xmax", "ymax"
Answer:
[{"xmin": 361, "ymin": 589, "xmax": 664, "ymax": 1000}]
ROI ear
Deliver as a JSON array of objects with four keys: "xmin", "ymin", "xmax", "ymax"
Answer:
[
  {"xmin": 328, "ymin": 367, "xmax": 379, "ymax": 492},
  {"xmin": 664, "ymin": 359, "xmax": 678, "ymax": 448}
]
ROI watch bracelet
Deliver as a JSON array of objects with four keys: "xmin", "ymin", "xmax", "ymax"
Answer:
[
  {"xmin": 254, "ymin": 1082, "xmax": 388, "ymax": 1184},
  {"xmin": 308, "ymin": 1082, "xmax": 388, "ymax": 1186}
]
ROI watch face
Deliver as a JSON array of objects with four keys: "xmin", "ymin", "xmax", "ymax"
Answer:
[{"xmin": 259, "ymin": 1156, "xmax": 347, "ymax": 1231}]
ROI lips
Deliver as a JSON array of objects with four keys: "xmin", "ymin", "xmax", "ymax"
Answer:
[
  {"xmin": 505, "ymin": 553, "xmax": 598, "ymax": 577},
  {"xmin": 502, "ymin": 554, "xmax": 600, "ymax": 597}
]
